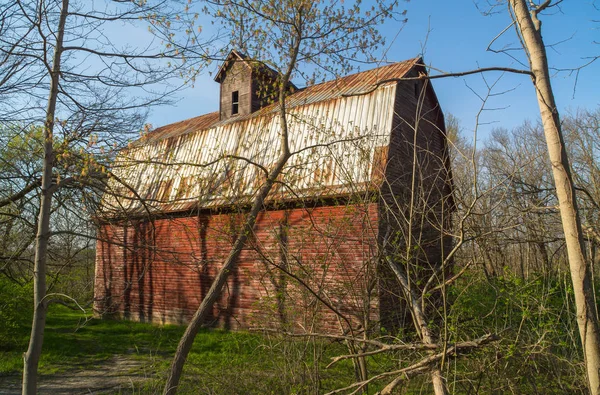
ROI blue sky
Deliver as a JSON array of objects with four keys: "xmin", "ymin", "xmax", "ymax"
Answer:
[{"xmin": 147, "ymin": 1, "xmax": 599, "ymax": 141}]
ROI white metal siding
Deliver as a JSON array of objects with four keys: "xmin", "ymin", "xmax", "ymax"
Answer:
[{"xmin": 102, "ymin": 83, "xmax": 397, "ymax": 215}]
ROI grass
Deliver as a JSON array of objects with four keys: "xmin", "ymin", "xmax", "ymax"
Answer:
[
  {"xmin": 0, "ymin": 305, "xmax": 391, "ymax": 394},
  {"xmin": 1, "ymin": 305, "xmax": 180, "ymax": 375},
  {"xmin": 1, "ymin": 273, "xmax": 589, "ymax": 394}
]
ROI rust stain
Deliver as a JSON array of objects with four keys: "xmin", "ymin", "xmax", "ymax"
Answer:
[
  {"xmin": 102, "ymin": 58, "xmax": 421, "ymax": 216},
  {"xmin": 139, "ymin": 112, "xmax": 220, "ymax": 144},
  {"xmin": 370, "ymin": 145, "xmax": 389, "ymax": 185},
  {"xmin": 158, "ymin": 179, "xmax": 174, "ymax": 202}
]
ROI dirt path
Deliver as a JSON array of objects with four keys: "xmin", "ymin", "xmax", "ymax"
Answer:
[{"xmin": 0, "ymin": 356, "xmax": 154, "ymax": 394}]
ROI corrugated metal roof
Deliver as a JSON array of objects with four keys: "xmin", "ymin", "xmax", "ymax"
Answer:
[
  {"xmin": 286, "ymin": 58, "xmax": 417, "ymax": 108},
  {"xmin": 102, "ymin": 58, "xmax": 418, "ymax": 215},
  {"xmin": 138, "ymin": 112, "xmax": 220, "ymax": 144}
]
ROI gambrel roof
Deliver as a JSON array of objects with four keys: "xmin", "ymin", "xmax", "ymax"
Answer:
[{"xmin": 102, "ymin": 57, "xmax": 425, "ymax": 216}]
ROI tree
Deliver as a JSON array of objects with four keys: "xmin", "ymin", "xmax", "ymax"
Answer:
[
  {"xmin": 508, "ymin": 1, "xmax": 600, "ymax": 393},
  {"xmin": 482, "ymin": 123, "xmax": 562, "ymax": 278},
  {"xmin": 161, "ymin": 0, "xmax": 398, "ymax": 393},
  {"xmin": 321, "ymin": 82, "xmax": 504, "ymax": 395},
  {"xmin": 336, "ymin": 1, "xmax": 600, "ymax": 390},
  {"xmin": 0, "ymin": 1, "xmax": 214, "ymax": 393},
  {"xmin": 0, "ymin": 126, "xmax": 41, "ymax": 283},
  {"xmin": 565, "ymin": 108, "xmax": 600, "ymax": 256}
]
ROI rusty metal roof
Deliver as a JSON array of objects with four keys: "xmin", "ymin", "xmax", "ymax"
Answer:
[
  {"xmin": 286, "ymin": 58, "xmax": 418, "ymax": 108},
  {"xmin": 102, "ymin": 58, "xmax": 419, "ymax": 216},
  {"xmin": 139, "ymin": 112, "xmax": 220, "ymax": 144}
]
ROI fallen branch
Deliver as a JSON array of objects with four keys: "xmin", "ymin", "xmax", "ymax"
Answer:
[
  {"xmin": 327, "ymin": 343, "xmax": 437, "ymax": 368},
  {"xmin": 324, "ymin": 333, "xmax": 500, "ymax": 395},
  {"xmin": 249, "ymin": 328, "xmax": 434, "ymax": 350}
]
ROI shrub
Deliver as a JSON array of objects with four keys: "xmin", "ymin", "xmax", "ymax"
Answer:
[
  {"xmin": 447, "ymin": 273, "xmax": 586, "ymax": 394},
  {"xmin": 0, "ymin": 277, "xmax": 33, "ymax": 351}
]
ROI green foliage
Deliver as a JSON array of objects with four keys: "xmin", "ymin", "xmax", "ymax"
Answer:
[
  {"xmin": 0, "ymin": 277, "xmax": 33, "ymax": 352},
  {"xmin": 50, "ymin": 247, "xmax": 96, "ymax": 303},
  {"xmin": 0, "ymin": 125, "xmax": 43, "ymax": 171},
  {"xmin": 446, "ymin": 273, "xmax": 586, "ymax": 394}
]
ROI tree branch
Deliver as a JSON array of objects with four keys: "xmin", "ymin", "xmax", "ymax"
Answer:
[{"xmin": 342, "ymin": 67, "xmax": 534, "ymax": 98}]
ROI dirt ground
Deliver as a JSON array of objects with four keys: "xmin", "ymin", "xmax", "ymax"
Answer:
[{"xmin": 0, "ymin": 356, "xmax": 153, "ymax": 394}]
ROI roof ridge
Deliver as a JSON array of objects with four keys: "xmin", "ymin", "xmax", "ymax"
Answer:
[
  {"xmin": 297, "ymin": 56, "xmax": 420, "ymax": 92},
  {"xmin": 142, "ymin": 56, "xmax": 421, "ymax": 143}
]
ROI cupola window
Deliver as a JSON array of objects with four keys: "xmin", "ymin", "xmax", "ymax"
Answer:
[{"xmin": 231, "ymin": 91, "xmax": 239, "ymax": 115}]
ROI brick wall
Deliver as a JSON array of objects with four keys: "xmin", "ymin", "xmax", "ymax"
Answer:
[
  {"xmin": 94, "ymin": 203, "xmax": 380, "ymax": 333},
  {"xmin": 376, "ymin": 72, "xmax": 454, "ymax": 330}
]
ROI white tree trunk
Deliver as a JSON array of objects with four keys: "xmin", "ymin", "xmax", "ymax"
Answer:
[
  {"xmin": 510, "ymin": 1, "xmax": 600, "ymax": 393},
  {"xmin": 22, "ymin": 1, "xmax": 69, "ymax": 394}
]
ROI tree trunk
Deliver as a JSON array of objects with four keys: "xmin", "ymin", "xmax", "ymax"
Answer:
[
  {"xmin": 162, "ymin": 159, "xmax": 288, "ymax": 395},
  {"xmin": 22, "ymin": 1, "xmax": 69, "ymax": 394},
  {"xmin": 163, "ymin": 38, "xmax": 301, "ymax": 395},
  {"xmin": 510, "ymin": 1, "xmax": 600, "ymax": 393},
  {"xmin": 385, "ymin": 255, "xmax": 448, "ymax": 395}
]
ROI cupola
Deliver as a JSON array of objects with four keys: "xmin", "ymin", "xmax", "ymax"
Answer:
[{"xmin": 214, "ymin": 50, "xmax": 297, "ymax": 121}]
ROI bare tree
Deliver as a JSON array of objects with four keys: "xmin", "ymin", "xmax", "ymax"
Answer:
[
  {"xmin": 0, "ymin": 1, "xmax": 216, "ymax": 393},
  {"xmin": 323, "ymin": 78, "xmax": 507, "ymax": 395},
  {"xmin": 161, "ymin": 0, "xmax": 398, "ymax": 392},
  {"xmin": 508, "ymin": 1, "xmax": 600, "ymax": 392}
]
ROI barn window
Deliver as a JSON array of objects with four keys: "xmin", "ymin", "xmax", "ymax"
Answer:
[{"xmin": 231, "ymin": 90, "xmax": 239, "ymax": 115}]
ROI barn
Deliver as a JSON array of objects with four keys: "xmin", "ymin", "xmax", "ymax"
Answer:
[{"xmin": 93, "ymin": 51, "xmax": 453, "ymax": 334}]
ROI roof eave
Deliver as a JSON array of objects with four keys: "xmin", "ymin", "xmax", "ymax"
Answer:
[{"xmin": 214, "ymin": 49, "xmax": 248, "ymax": 83}]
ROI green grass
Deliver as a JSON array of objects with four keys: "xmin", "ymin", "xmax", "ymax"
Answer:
[
  {"xmin": 4, "ymin": 273, "xmax": 587, "ymax": 393},
  {"xmin": 0, "ymin": 305, "xmax": 179, "ymax": 375},
  {"xmin": 0, "ymin": 305, "xmax": 391, "ymax": 394}
]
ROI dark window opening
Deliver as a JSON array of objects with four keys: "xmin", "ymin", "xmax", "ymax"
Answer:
[{"xmin": 231, "ymin": 91, "xmax": 239, "ymax": 115}]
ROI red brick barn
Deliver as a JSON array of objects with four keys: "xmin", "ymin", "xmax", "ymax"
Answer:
[{"xmin": 94, "ymin": 51, "xmax": 453, "ymax": 334}]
